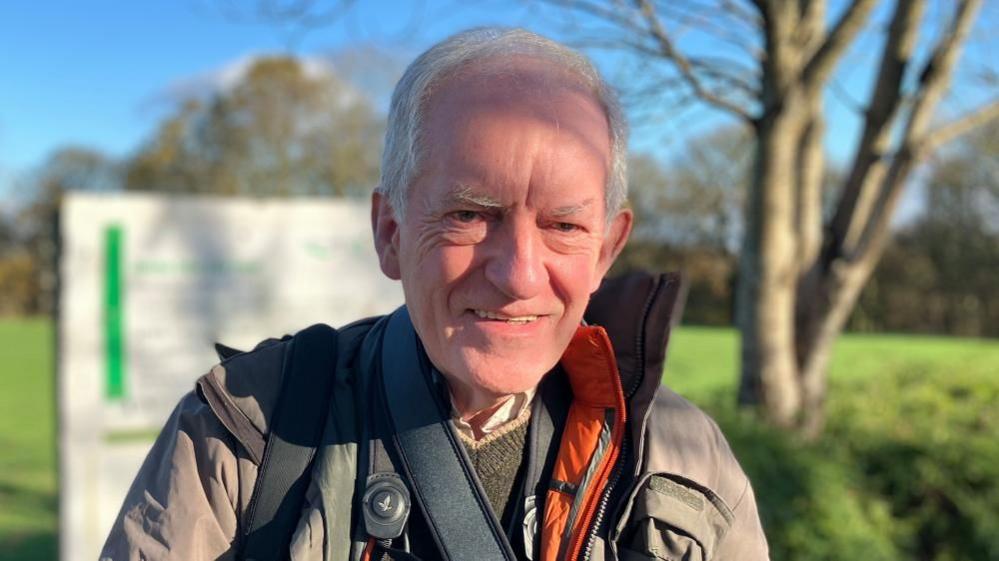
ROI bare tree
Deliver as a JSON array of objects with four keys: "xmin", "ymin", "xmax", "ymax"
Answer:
[
  {"xmin": 209, "ymin": 0, "xmax": 425, "ymax": 52},
  {"xmin": 541, "ymin": 0, "xmax": 998, "ymax": 434},
  {"xmin": 209, "ymin": 0, "xmax": 359, "ymax": 51},
  {"xmin": 228, "ymin": 0, "xmax": 997, "ymax": 433}
]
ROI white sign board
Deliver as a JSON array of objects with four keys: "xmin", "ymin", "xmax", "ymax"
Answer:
[{"xmin": 58, "ymin": 192, "xmax": 403, "ymax": 560}]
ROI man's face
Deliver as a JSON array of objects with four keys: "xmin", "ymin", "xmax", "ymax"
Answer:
[{"xmin": 373, "ymin": 62, "xmax": 631, "ymax": 413}]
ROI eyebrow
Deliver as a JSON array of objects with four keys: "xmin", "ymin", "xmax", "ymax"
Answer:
[
  {"xmin": 550, "ymin": 198, "xmax": 595, "ymax": 217},
  {"xmin": 445, "ymin": 185, "xmax": 595, "ymax": 217},
  {"xmin": 447, "ymin": 185, "xmax": 505, "ymax": 209}
]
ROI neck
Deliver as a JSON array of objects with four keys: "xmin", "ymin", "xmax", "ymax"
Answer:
[
  {"xmin": 446, "ymin": 379, "xmax": 510, "ymax": 421},
  {"xmin": 444, "ymin": 377, "xmax": 538, "ymax": 441}
]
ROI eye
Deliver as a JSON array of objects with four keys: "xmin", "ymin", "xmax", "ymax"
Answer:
[
  {"xmin": 553, "ymin": 221, "xmax": 580, "ymax": 233},
  {"xmin": 448, "ymin": 210, "xmax": 483, "ymax": 223}
]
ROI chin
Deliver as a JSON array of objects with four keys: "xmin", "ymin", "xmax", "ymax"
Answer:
[{"xmin": 464, "ymin": 354, "xmax": 558, "ymax": 396}]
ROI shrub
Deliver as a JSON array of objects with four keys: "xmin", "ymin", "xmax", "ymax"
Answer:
[
  {"xmin": 705, "ymin": 402, "xmax": 899, "ymax": 560},
  {"xmin": 695, "ymin": 367, "xmax": 999, "ymax": 561},
  {"xmin": 827, "ymin": 367, "xmax": 999, "ymax": 561}
]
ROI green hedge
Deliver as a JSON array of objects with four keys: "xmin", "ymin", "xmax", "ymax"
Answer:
[{"xmin": 699, "ymin": 369, "xmax": 999, "ymax": 561}]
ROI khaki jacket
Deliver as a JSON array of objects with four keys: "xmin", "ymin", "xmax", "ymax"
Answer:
[{"xmin": 101, "ymin": 273, "xmax": 769, "ymax": 561}]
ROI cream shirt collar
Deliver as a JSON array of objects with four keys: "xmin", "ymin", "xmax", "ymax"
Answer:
[{"xmin": 450, "ymin": 387, "xmax": 537, "ymax": 441}]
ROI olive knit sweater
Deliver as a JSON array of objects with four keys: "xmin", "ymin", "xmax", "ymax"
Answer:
[
  {"xmin": 376, "ymin": 406, "xmax": 532, "ymax": 561},
  {"xmin": 456, "ymin": 404, "xmax": 532, "ymax": 522}
]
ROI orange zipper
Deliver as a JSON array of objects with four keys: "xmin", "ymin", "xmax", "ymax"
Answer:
[
  {"xmin": 360, "ymin": 537, "xmax": 375, "ymax": 561},
  {"xmin": 563, "ymin": 329, "xmax": 627, "ymax": 561}
]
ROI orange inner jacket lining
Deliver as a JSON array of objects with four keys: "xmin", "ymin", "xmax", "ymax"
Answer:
[{"xmin": 540, "ymin": 325, "xmax": 627, "ymax": 561}]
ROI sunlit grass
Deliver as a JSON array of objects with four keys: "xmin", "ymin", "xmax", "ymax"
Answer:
[
  {"xmin": 1, "ymin": 318, "xmax": 996, "ymax": 561},
  {"xmin": 0, "ymin": 318, "xmax": 56, "ymax": 561},
  {"xmin": 664, "ymin": 325, "xmax": 999, "ymax": 402}
]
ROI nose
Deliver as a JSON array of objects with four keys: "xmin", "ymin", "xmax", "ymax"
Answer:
[{"xmin": 484, "ymin": 219, "xmax": 547, "ymax": 300}]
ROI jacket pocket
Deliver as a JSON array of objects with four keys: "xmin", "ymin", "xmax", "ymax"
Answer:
[{"xmin": 612, "ymin": 473, "xmax": 734, "ymax": 561}]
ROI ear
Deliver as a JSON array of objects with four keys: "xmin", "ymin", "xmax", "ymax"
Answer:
[
  {"xmin": 591, "ymin": 208, "xmax": 633, "ymax": 293},
  {"xmin": 371, "ymin": 190, "xmax": 402, "ymax": 280}
]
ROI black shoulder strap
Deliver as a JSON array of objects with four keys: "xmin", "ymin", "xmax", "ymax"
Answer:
[
  {"xmin": 240, "ymin": 323, "xmax": 339, "ymax": 560},
  {"xmin": 214, "ymin": 342, "xmax": 244, "ymax": 361},
  {"xmin": 379, "ymin": 307, "xmax": 517, "ymax": 561}
]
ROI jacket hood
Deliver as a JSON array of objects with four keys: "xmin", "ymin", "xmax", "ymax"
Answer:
[{"xmin": 584, "ymin": 271, "xmax": 685, "ymax": 466}]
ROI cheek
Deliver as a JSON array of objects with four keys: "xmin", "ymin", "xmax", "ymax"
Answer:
[
  {"xmin": 549, "ymin": 252, "xmax": 602, "ymax": 306},
  {"xmin": 437, "ymin": 245, "xmax": 479, "ymax": 282},
  {"xmin": 405, "ymin": 244, "xmax": 481, "ymax": 323}
]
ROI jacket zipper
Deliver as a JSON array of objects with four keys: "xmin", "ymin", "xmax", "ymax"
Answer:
[
  {"xmin": 626, "ymin": 274, "xmax": 663, "ymax": 400},
  {"xmin": 577, "ymin": 275, "xmax": 665, "ymax": 560},
  {"xmin": 563, "ymin": 410, "xmax": 625, "ymax": 561},
  {"xmin": 578, "ymin": 433, "xmax": 628, "ymax": 560}
]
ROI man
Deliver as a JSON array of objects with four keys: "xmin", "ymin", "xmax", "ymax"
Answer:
[{"xmin": 102, "ymin": 28, "xmax": 769, "ymax": 560}]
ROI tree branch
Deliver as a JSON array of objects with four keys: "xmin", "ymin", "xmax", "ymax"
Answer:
[
  {"xmin": 925, "ymin": 100, "xmax": 999, "ymax": 151},
  {"xmin": 828, "ymin": 0, "xmax": 925, "ymax": 255},
  {"xmin": 658, "ymin": 0, "xmax": 761, "ymax": 48},
  {"xmin": 720, "ymin": 0, "xmax": 762, "ymax": 29},
  {"xmin": 853, "ymin": 0, "xmax": 985, "ymax": 260},
  {"xmin": 828, "ymin": 76, "xmax": 866, "ymax": 114},
  {"xmin": 540, "ymin": 0, "xmax": 646, "ymax": 35},
  {"xmin": 633, "ymin": 0, "xmax": 754, "ymax": 120},
  {"xmin": 688, "ymin": 57, "xmax": 760, "ymax": 97},
  {"xmin": 901, "ymin": 0, "xmax": 984, "ymax": 147},
  {"xmin": 667, "ymin": 11, "xmax": 764, "ymax": 61},
  {"xmin": 801, "ymin": 0, "xmax": 878, "ymax": 90}
]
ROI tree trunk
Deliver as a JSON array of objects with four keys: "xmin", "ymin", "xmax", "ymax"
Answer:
[
  {"xmin": 794, "ymin": 261, "xmax": 869, "ymax": 437},
  {"xmin": 738, "ymin": 105, "xmax": 804, "ymax": 428},
  {"xmin": 543, "ymin": 0, "xmax": 994, "ymax": 435},
  {"xmin": 738, "ymin": 0, "xmax": 986, "ymax": 436}
]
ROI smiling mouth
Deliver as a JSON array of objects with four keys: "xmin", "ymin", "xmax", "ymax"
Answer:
[{"xmin": 472, "ymin": 309, "xmax": 540, "ymax": 325}]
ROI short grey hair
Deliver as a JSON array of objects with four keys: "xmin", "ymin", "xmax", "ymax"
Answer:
[{"xmin": 378, "ymin": 27, "xmax": 628, "ymax": 221}]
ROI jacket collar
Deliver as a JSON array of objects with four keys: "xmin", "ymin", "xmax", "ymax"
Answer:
[{"xmin": 584, "ymin": 271, "xmax": 684, "ymax": 467}]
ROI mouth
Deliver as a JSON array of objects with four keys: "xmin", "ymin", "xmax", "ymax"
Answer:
[{"xmin": 471, "ymin": 309, "xmax": 540, "ymax": 325}]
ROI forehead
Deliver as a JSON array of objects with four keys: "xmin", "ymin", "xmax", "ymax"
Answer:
[
  {"xmin": 415, "ymin": 59, "xmax": 611, "ymax": 205},
  {"xmin": 424, "ymin": 57, "xmax": 608, "ymax": 137}
]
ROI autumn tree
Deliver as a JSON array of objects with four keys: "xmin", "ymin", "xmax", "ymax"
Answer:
[
  {"xmin": 125, "ymin": 55, "xmax": 384, "ymax": 197},
  {"xmin": 0, "ymin": 209, "xmax": 35, "ymax": 316},
  {"xmin": 539, "ymin": 0, "xmax": 999, "ymax": 433},
  {"xmin": 10, "ymin": 147, "xmax": 117, "ymax": 314}
]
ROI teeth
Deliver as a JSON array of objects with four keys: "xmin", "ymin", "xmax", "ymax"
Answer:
[{"xmin": 474, "ymin": 310, "xmax": 539, "ymax": 323}]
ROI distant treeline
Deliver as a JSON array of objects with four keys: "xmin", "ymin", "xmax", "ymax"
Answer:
[
  {"xmin": 613, "ymin": 225, "xmax": 998, "ymax": 337},
  {"xmin": 2, "ymin": 56, "xmax": 995, "ymax": 338},
  {"xmin": 613, "ymin": 123, "xmax": 998, "ymax": 339}
]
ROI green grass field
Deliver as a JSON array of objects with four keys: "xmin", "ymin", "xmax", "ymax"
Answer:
[
  {"xmin": 0, "ymin": 318, "xmax": 56, "ymax": 561},
  {"xmin": 1, "ymin": 318, "xmax": 996, "ymax": 560},
  {"xmin": 663, "ymin": 326, "xmax": 999, "ymax": 398}
]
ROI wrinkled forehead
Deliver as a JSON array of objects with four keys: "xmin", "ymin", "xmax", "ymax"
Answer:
[
  {"xmin": 419, "ymin": 56, "xmax": 612, "ymax": 171},
  {"xmin": 427, "ymin": 55, "xmax": 602, "ymax": 117}
]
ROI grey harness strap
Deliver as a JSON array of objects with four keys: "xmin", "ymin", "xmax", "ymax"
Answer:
[
  {"xmin": 240, "ymin": 324, "xmax": 339, "ymax": 560},
  {"xmin": 379, "ymin": 307, "xmax": 517, "ymax": 561}
]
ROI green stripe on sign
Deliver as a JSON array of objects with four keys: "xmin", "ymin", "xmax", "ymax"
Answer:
[{"xmin": 104, "ymin": 225, "xmax": 125, "ymax": 400}]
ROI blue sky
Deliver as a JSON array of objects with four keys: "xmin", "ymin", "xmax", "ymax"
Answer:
[
  {"xmin": 1, "ymin": 1, "xmax": 616, "ymax": 176},
  {"xmin": 0, "ymin": 1, "xmax": 994, "ymax": 205}
]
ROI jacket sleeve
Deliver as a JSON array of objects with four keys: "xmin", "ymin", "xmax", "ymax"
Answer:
[
  {"xmin": 100, "ymin": 391, "xmax": 248, "ymax": 561},
  {"xmin": 639, "ymin": 388, "xmax": 770, "ymax": 561},
  {"xmin": 714, "ymin": 476, "xmax": 769, "ymax": 560}
]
